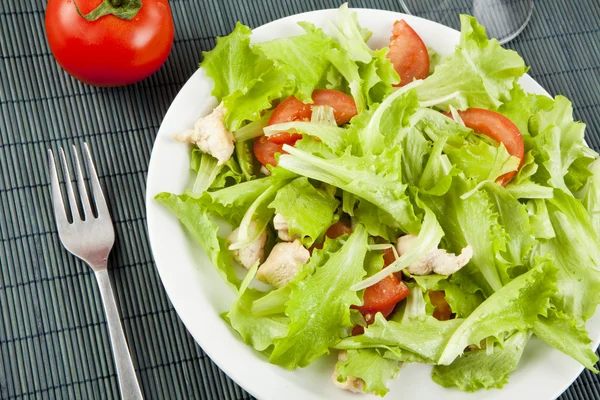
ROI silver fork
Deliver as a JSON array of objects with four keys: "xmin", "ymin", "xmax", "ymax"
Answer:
[{"xmin": 48, "ymin": 143, "xmax": 143, "ymax": 400}]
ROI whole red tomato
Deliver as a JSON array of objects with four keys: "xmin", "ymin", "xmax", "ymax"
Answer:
[{"xmin": 45, "ymin": 0, "xmax": 174, "ymax": 86}]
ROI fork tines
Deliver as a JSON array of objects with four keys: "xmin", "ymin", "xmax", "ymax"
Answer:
[{"xmin": 48, "ymin": 143, "xmax": 111, "ymax": 226}]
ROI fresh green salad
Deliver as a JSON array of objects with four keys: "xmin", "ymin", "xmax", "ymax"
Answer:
[{"xmin": 156, "ymin": 4, "xmax": 600, "ymax": 396}]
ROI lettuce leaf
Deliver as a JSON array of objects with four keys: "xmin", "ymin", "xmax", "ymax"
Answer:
[
  {"xmin": 533, "ymin": 309, "xmax": 599, "ymax": 372},
  {"xmin": 329, "ymin": 3, "xmax": 373, "ymax": 63},
  {"xmin": 224, "ymin": 65, "xmax": 290, "ymax": 130},
  {"xmin": 326, "ymin": 48, "xmax": 366, "ymax": 113},
  {"xmin": 432, "ymin": 330, "xmax": 531, "ymax": 391},
  {"xmin": 269, "ymin": 225, "xmax": 369, "ymax": 369},
  {"xmin": 269, "ymin": 177, "xmax": 339, "ymax": 247},
  {"xmin": 415, "ymin": 15, "xmax": 527, "ymax": 110},
  {"xmin": 155, "ymin": 192, "xmax": 241, "ymax": 288},
  {"xmin": 278, "ymin": 145, "xmax": 421, "ymax": 234},
  {"xmin": 421, "ymin": 177, "xmax": 505, "ymax": 294},
  {"xmin": 445, "ymin": 140, "xmax": 520, "ymax": 183},
  {"xmin": 352, "ymin": 86, "xmax": 420, "ymax": 155},
  {"xmin": 224, "ymin": 265, "xmax": 289, "ymax": 351},
  {"xmin": 335, "ymin": 349, "xmax": 401, "ymax": 397},
  {"xmin": 534, "ymin": 190, "xmax": 600, "ymax": 323},
  {"xmin": 335, "ymin": 313, "xmax": 463, "ymax": 363},
  {"xmin": 530, "ymin": 96, "xmax": 593, "ymax": 194},
  {"xmin": 437, "ymin": 258, "xmax": 557, "ymax": 365},
  {"xmin": 255, "ymin": 22, "xmax": 336, "ymax": 102},
  {"xmin": 413, "ymin": 275, "xmax": 485, "ymax": 318},
  {"xmin": 326, "ymin": 4, "xmax": 399, "ymax": 110},
  {"xmin": 482, "ymin": 182, "xmax": 536, "ymax": 279},
  {"xmin": 360, "ymin": 48, "xmax": 400, "ymax": 105},
  {"xmin": 353, "ymin": 204, "xmax": 443, "ymax": 290},
  {"xmin": 200, "ymin": 22, "xmax": 260, "ymax": 101},
  {"xmin": 582, "ymin": 159, "xmax": 600, "ymax": 238},
  {"xmin": 354, "ymin": 200, "xmax": 400, "ymax": 241},
  {"xmin": 194, "ymin": 176, "xmax": 281, "ymax": 225}
]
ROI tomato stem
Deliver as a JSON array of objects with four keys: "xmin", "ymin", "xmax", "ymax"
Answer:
[{"xmin": 74, "ymin": 0, "xmax": 142, "ymax": 21}]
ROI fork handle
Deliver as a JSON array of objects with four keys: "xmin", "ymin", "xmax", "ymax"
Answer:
[{"xmin": 95, "ymin": 269, "xmax": 144, "ymax": 400}]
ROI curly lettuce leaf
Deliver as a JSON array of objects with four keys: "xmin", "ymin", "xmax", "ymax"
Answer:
[
  {"xmin": 482, "ymin": 182, "xmax": 536, "ymax": 279},
  {"xmin": 583, "ymin": 159, "xmax": 600, "ymax": 238},
  {"xmin": 224, "ymin": 264, "xmax": 289, "ymax": 352},
  {"xmin": 329, "ymin": 3, "xmax": 373, "ymax": 63},
  {"xmin": 497, "ymin": 83, "xmax": 553, "ymax": 142},
  {"xmin": 534, "ymin": 189, "xmax": 600, "ymax": 323},
  {"xmin": 446, "ymin": 140, "xmax": 520, "ymax": 183},
  {"xmin": 432, "ymin": 330, "xmax": 531, "ymax": 391},
  {"xmin": 530, "ymin": 96, "xmax": 594, "ymax": 194},
  {"xmin": 335, "ymin": 349, "xmax": 401, "ymax": 397},
  {"xmin": 360, "ymin": 48, "xmax": 400, "ymax": 105},
  {"xmin": 155, "ymin": 192, "xmax": 241, "ymax": 288},
  {"xmin": 224, "ymin": 65, "xmax": 290, "ymax": 130},
  {"xmin": 413, "ymin": 275, "xmax": 485, "ymax": 318},
  {"xmin": 201, "ymin": 22, "xmax": 261, "ymax": 101},
  {"xmin": 533, "ymin": 309, "xmax": 599, "ymax": 372},
  {"xmin": 418, "ymin": 136, "xmax": 456, "ymax": 196},
  {"xmin": 252, "ymin": 237, "xmax": 345, "ymax": 317},
  {"xmin": 326, "ymin": 4, "xmax": 399, "ymax": 109},
  {"xmin": 335, "ymin": 313, "xmax": 463, "ymax": 364},
  {"xmin": 255, "ymin": 22, "xmax": 337, "ymax": 102},
  {"xmin": 269, "ymin": 225, "xmax": 369, "ymax": 369},
  {"xmin": 269, "ymin": 177, "xmax": 339, "ymax": 247},
  {"xmin": 415, "ymin": 15, "xmax": 527, "ymax": 110},
  {"xmin": 278, "ymin": 145, "xmax": 421, "ymax": 234},
  {"xmin": 194, "ymin": 176, "xmax": 282, "ymax": 225},
  {"xmin": 437, "ymin": 258, "xmax": 557, "ymax": 365},
  {"xmin": 351, "ymin": 85, "xmax": 420, "ymax": 155},
  {"xmin": 421, "ymin": 177, "xmax": 506, "ymax": 294},
  {"xmin": 354, "ymin": 200, "xmax": 400, "ymax": 241},
  {"xmin": 264, "ymin": 121, "xmax": 346, "ymax": 154}
]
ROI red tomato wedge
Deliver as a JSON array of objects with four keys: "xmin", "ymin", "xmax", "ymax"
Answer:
[
  {"xmin": 452, "ymin": 108, "xmax": 525, "ymax": 185},
  {"xmin": 267, "ymin": 96, "xmax": 311, "ymax": 144},
  {"xmin": 352, "ymin": 245, "xmax": 409, "ymax": 318},
  {"xmin": 387, "ymin": 20, "xmax": 430, "ymax": 87},
  {"xmin": 311, "ymin": 89, "xmax": 358, "ymax": 125},
  {"xmin": 325, "ymin": 221, "xmax": 353, "ymax": 239},
  {"xmin": 253, "ymin": 136, "xmax": 285, "ymax": 167},
  {"xmin": 310, "ymin": 222, "xmax": 353, "ymax": 252},
  {"xmin": 354, "ymin": 274, "xmax": 410, "ymax": 315},
  {"xmin": 382, "ymin": 247, "xmax": 396, "ymax": 267}
]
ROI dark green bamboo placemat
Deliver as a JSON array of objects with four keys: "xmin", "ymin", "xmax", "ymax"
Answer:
[{"xmin": 1, "ymin": 0, "xmax": 599, "ymax": 399}]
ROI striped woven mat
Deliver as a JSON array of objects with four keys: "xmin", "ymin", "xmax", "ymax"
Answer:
[{"xmin": 1, "ymin": 0, "xmax": 599, "ymax": 398}]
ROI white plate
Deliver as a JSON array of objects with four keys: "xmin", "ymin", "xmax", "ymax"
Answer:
[{"xmin": 146, "ymin": 8, "xmax": 600, "ymax": 400}]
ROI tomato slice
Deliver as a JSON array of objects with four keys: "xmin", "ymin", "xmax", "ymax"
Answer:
[
  {"xmin": 325, "ymin": 221, "xmax": 353, "ymax": 239},
  {"xmin": 253, "ymin": 136, "xmax": 286, "ymax": 167},
  {"xmin": 429, "ymin": 290, "xmax": 452, "ymax": 321},
  {"xmin": 387, "ymin": 20, "xmax": 430, "ymax": 86},
  {"xmin": 310, "ymin": 222, "xmax": 353, "ymax": 252},
  {"xmin": 351, "ymin": 244, "xmax": 408, "ymax": 334},
  {"xmin": 259, "ymin": 89, "xmax": 359, "ymax": 165},
  {"xmin": 311, "ymin": 89, "xmax": 358, "ymax": 125},
  {"xmin": 354, "ymin": 275, "xmax": 410, "ymax": 315},
  {"xmin": 453, "ymin": 108, "xmax": 525, "ymax": 185},
  {"xmin": 267, "ymin": 96, "xmax": 312, "ymax": 144},
  {"xmin": 382, "ymin": 247, "xmax": 396, "ymax": 267}
]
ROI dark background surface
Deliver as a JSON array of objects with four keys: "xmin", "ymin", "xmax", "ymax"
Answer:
[{"xmin": 1, "ymin": 0, "xmax": 600, "ymax": 398}]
